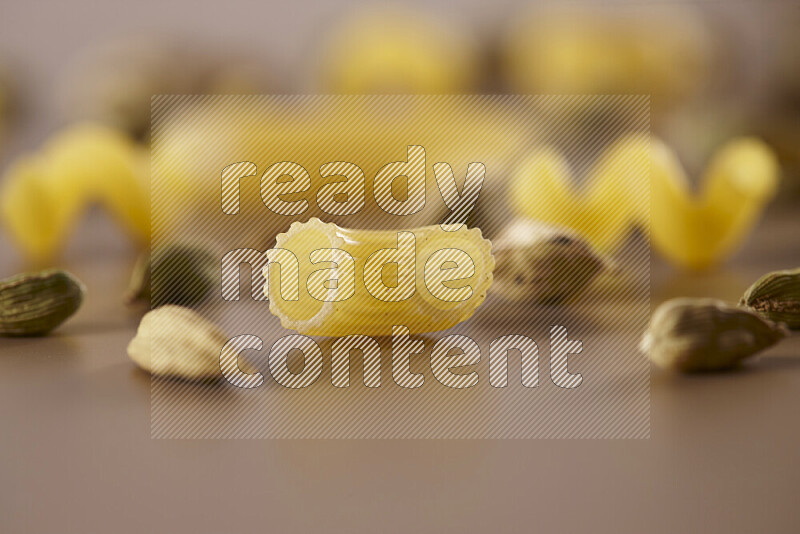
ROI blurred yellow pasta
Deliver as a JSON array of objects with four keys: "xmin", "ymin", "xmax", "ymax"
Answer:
[
  {"xmin": 510, "ymin": 135, "xmax": 779, "ymax": 270},
  {"xmin": 504, "ymin": 6, "xmax": 711, "ymax": 109},
  {"xmin": 319, "ymin": 8, "xmax": 480, "ymax": 94},
  {"xmin": 0, "ymin": 124, "xmax": 148, "ymax": 262}
]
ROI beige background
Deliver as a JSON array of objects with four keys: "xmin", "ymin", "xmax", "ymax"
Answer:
[{"xmin": 2, "ymin": 1, "xmax": 800, "ymax": 532}]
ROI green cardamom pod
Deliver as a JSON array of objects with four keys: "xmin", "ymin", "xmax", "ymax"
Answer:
[
  {"xmin": 641, "ymin": 298, "xmax": 788, "ymax": 372},
  {"xmin": 0, "ymin": 269, "xmax": 85, "ymax": 336},
  {"xmin": 491, "ymin": 219, "xmax": 605, "ymax": 304},
  {"xmin": 126, "ymin": 243, "xmax": 216, "ymax": 307},
  {"xmin": 739, "ymin": 268, "xmax": 800, "ymax": 329}
]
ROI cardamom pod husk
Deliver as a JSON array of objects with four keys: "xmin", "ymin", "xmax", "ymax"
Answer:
[
  {"xmin": 0, "ymin": 269, "xmax": 85, "ymax": 336},
  {"xmin": 126, "ymin": 243, "xmax": 216, "ymax": 307},
  {"xmin": 491, "ymin": 219, "xmax": 605, "ymax": 304},
  {"xmin": 641, "ymin": 298, "xmax": 788, "ymax": 372},
  {"xmin": 739, "ymin": 268, "xmax": 800, "ymax": 329},
  {"xmin": 127, "ymin": 305, "xmax": 227, "ymax": 381}
]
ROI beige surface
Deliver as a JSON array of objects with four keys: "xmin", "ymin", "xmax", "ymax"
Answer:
[{"xmin": 1, "ymin": 205, "xmax": 799, "ymax": 533}]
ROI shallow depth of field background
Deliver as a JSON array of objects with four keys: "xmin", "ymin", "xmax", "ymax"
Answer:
[{"xmin": 1, "ymin": 0, "xmax": 799, "ymax": 267}]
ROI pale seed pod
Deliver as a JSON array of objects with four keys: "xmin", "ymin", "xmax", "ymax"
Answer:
[
  {"xmin": 0, "ymin": 269, "xmax": 85, "ymax": 336},
  {"xmin": 127, "ymin": 305, "xmax": 227, "ymax": 381},
  {"xmin": 740, "ymin": 268, "xmax": 800, "ymax": 329},
  {"xmin": 641, "ymin": 298, "xmax": 788, "ymax": 372},
  {"xmin": 491, "ymin": 219, "xmax": 605, "ymax": 304}
]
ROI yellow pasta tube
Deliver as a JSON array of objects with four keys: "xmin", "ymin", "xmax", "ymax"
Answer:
[{"xmin": 264, "ymin": 218, "xmax": 494, "ymax": 336}]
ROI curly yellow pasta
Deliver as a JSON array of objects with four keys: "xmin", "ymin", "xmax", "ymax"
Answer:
[
  {"xmin": 264, "ymin": 218, "xmax": 494, "ymax": 336},
  {"xmin": 510, "ymin": 135, "xmax": 779, "ymax": 270},
  {"xmin": 0, "ymin": 124, "xmax": 148, "ymax": 262}
]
